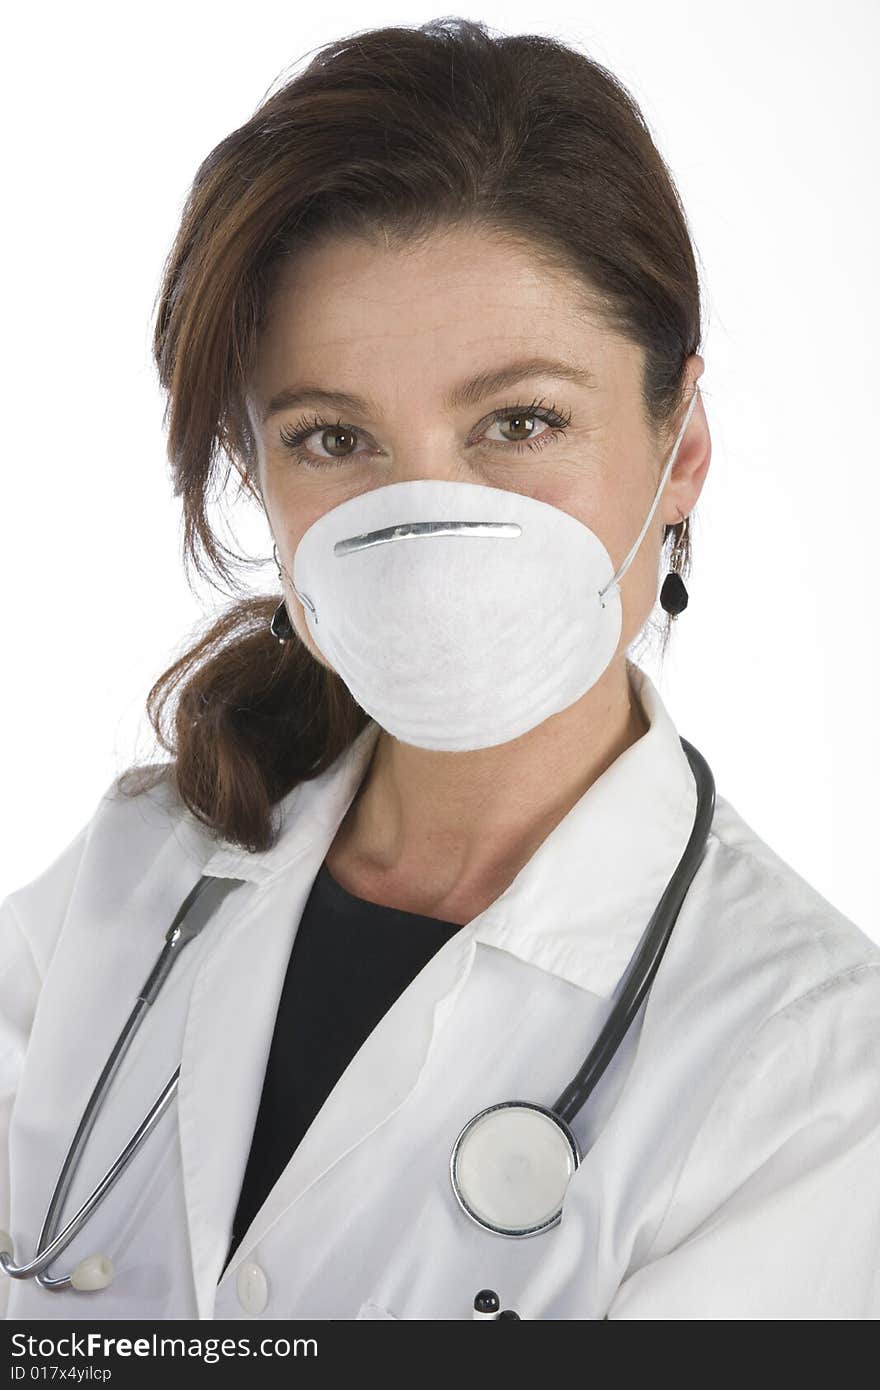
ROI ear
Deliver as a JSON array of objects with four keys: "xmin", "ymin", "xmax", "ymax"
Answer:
[{"xmin": 661, "ymin": 358, "xmax": 711, "ymax": 527}]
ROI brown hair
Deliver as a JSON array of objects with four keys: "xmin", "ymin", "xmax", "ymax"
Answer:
[{"xmin": 118, "ymin": 15, "xmax": 703, "ymax": 853}]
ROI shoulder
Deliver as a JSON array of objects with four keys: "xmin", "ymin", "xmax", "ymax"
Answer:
[
  {"xmin": 640, "ymin": 784, "xmax": 880, "ymax": 1131},
  {"xmin": 684, "ymin": 787, "xmax": 879, "ymax": 1004},
  {"xmin": 1, "ymin": 763, "xmax": 220, "ymax": 984}
]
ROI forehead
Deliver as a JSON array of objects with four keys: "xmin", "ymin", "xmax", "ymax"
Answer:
[{"xmin": 249, "ymin": 228, "xmax": 637, "ymax": 413}]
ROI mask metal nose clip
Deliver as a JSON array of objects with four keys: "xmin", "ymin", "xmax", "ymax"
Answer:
[{"xmin": 332, "ymin": 519, "xmax": 522, "ymax": 556}]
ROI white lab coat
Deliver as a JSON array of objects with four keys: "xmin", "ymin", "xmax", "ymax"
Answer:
[{"xmin": 2, "ymin": 665, "xmax": 879, "ymax": 1321}]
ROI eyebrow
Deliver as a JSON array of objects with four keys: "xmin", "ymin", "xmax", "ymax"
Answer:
[{"xmin": 260, "ymin": 355, "xmax": 598, "ymax": 424}]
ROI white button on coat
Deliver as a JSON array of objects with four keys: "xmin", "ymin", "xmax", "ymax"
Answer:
[
  {"xmin": 236, "ymin": 1261, "xmax": 268, "ymax": 1315},
  {"xmin": 1, "ymin": 665, "xmax": 879, "ymax": 1320}
]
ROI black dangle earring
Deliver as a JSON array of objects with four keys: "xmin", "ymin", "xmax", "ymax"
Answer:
[
  {"xmin": 659, "ymin": 514, "xmax": 690, "ymax": 617},
  {"xmin": 270, "ymin": 542, "xmax": 295, "ymax": 644}
]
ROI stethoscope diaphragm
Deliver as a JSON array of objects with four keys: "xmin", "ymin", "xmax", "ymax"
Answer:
[{"xmin": 450, "ymin": 1100, "xmax": 581, "ymax": 1237}]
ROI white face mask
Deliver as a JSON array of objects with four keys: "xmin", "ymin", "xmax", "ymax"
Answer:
[{"xmin": 285, "ymin": 384, "xmax": 699, "ymax": 751}]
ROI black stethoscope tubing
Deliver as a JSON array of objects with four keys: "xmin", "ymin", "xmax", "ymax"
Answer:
[
  {"xmin": 553, "ymin": 736, "xmax": 715, "ymax": 1124},
  {"xmin": 450, "ymin": 737, "xmax": 715, "ymax": 1242}
]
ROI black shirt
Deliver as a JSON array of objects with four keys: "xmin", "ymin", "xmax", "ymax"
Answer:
[{"xmin": 222, "ymin": 858, "xmax": 462, "ymax": 1274}]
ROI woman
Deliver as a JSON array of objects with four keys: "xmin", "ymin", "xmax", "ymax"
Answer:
[{"xmin": 2, "ymin": 18, "xmax": 878, "ymax": 1322}]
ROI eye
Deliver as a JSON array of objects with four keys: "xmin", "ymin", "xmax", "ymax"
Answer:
[
  {"xmin": 276, "ymin": 397, "xmax": 573, "ymax": 469},
  {"xmin": 277, "ymin": 414, "xmax": 365, "ymax": 469},
  {"xmin": 481, "ymin": 399, "xmax": 573, "ymax": 452}
]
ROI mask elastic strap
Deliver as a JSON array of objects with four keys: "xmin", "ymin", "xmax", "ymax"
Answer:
[{"xmin": 598, "ymin": 382, "xmax": 700, "ymax": 604}]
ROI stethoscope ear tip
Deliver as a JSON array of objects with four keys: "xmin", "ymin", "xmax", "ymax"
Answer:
[{"xmin": 69, "ymin": 1253, "xmax": 114, "ymax": 1291}]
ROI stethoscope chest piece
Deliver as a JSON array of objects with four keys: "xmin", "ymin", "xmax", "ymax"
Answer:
[{"xmin": 450, "ymin": 1101, "xmax": 581, "ymax": 1238}]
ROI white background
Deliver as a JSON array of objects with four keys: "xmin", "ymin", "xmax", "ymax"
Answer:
[{"xmin": 3, "ymin": 1, "xmax": 878, "ymax": 940}]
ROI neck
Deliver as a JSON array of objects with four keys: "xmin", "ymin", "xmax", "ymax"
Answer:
[{"xmin": 328, "ymin": 657, "xmax": 650, "ymax": 922}]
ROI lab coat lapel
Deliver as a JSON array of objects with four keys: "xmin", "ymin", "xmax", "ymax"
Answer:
[
  {"xmin": 176, "ymin": 868, "xmax": 311, "ymax": 1320},
  {"xmin": 178, "ymin": 838, "xmax": 478, "ymax": 1320},
  {"xmin": 175, "ymin": 718, "xmax": 478, "ymax": 1319},
  {"xmin": 471, "ymin": 668, "xmax": 699, "ymax": 998},
  {"xmin": 223, "ymin": 909, "xmax": 479, "ymax": 1278}
]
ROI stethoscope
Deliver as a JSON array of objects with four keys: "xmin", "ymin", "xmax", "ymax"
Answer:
[{"xmin": 0, "ymin": 738, "xmax": 714, "ymax": 1305}]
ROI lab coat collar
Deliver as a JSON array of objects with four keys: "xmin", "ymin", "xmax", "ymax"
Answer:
[{"xmin": 189, "ymin": 661, "xmax": 699, "ymax": 1001}]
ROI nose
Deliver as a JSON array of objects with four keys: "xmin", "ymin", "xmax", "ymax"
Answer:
[{"xmin": 374, "ymin": 432, "xmax": 480, "ymax": 487}]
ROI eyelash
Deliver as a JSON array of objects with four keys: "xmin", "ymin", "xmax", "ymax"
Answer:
[{"xmin": 276, "ymin": 397, "xmax": 573, "ymax": 469}]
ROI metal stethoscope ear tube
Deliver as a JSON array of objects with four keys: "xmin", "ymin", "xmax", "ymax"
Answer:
[
  {"xmin": 1, "ymin": 740, "xmax": 714, "ymax": 1302},
  {"xmin": 452, "ymin": 737, "xmax": 714, "ymax": 1240},
  {"xmin": 0, "ymin": 876, "xmax": 244, "ymax": 1292}
]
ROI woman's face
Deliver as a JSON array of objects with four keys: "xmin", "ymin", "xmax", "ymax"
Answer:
[{"xmin": 246, "ymin": 226, "xmax": 707, "ymax": 671}]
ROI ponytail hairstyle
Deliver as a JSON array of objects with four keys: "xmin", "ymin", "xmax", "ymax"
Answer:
[{"xmin": 118, "ymin": 15, "xmax": 703, "ymax": 853}]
